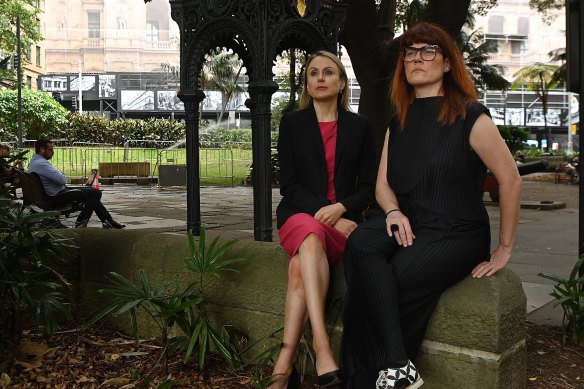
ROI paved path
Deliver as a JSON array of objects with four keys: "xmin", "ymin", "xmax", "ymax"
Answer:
[{"xmin": 83, "ymin": 174, "xmax": 578, "ymax": 326}]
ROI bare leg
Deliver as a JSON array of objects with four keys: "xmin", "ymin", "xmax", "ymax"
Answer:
[
  {"xmin": 297, "ymin": 233, "xmax": 338, "ymax": 376},
  {"xmin": 268, "ymin": 255, "xmax": 308, "ymax": 389}
]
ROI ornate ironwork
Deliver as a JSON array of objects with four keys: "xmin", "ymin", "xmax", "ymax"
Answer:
[{"xmin": 170, "ymin": 0, "xmax": 347, "ymax": 241}]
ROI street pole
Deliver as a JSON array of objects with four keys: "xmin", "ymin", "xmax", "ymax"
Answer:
[
  {"xmin": 567, "ymin": 0, "xmax": 583, "ymax": 274},
  {"xmin": 16, "ymin": 15, "xmax": 22, "ymax": 149},
  {"xmin": 78, "ymin": 60, "xmax": 83, "ymax": 114},
  {"xmin": 567, "ymin": 92, "xmax": 573, "ymax": 153}
]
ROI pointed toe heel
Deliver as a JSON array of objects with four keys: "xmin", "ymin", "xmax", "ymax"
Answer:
[{"xmin": 317, "ymin": 369, "xmax": 342, "ymax": 388}]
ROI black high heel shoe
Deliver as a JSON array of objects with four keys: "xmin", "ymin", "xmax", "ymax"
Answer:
[
  {"xmin": 317, "ymin": 369, "xmax": 342, "ymax": 388},
  {"xmin": 287, "ymin": 365, "xmax": 300, "ymax": 389}
]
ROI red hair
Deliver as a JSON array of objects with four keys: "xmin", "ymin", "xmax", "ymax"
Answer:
[{"xmin": 390, "ymin": 22, "xmax": 478, "ymax": 129}]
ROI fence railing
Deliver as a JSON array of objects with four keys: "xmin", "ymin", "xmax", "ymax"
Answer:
[{"xmin": 18, "ymin": 144, "xmax": 249, "ymax": 186}]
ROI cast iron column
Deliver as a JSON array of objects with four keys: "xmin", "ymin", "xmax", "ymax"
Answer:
[
  {"xmin": 247, "ymin": 80, "xmax": 279, "ymax": 241},
  {"xmin": 179, "ymin": 89, "xmax": 206, "ymax": 234}
]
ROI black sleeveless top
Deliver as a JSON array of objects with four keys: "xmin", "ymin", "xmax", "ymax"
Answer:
[{"xmin": 387, "ymin": 96, "xmax": 490, "ymax": 229}]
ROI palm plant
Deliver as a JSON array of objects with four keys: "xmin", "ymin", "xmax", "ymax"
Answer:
[
  {"xmin": 200, "ymin": 50, "xmax": 244, "ymax": 123},
  {"xmin": 512, "ymin": 62, "xmax": 561, "ymax": 150},
  {"xmin": 86, "ymin": 227, "xmax": 246, "ymax": 375},
  {"xmin": 457, "ymin": 29, "xmax": 510, "ymax": 92}
]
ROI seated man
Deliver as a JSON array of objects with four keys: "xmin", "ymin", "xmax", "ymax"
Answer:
[
  {"xmin": 28, "ymin": 138, "xmax": 125, "ymax": 229},
  {"xmin": 1, "ymin": 142, "xmax": 19, "ymax": 177},
  {"xmin": 565, "ymin": 155, "xmax": 579, "ymax": 183},
  {"xmin": 0, "ymin": 142, "xmax": 22, "ymax": 197}
]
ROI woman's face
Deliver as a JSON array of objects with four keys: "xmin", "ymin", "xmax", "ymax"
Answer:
[
  {"xmin": 305, "ymin": 56, "xmax": 346, "ymax": 103},
  {"xmin": 403, "ymin": 42, "xmax": 450, "ymax": 97}
]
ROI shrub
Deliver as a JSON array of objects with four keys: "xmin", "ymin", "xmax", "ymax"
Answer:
[
  {"xmin": 0, "ymin": 89, "xmax": 69, "ymax": 140},
  {"xmin": 65, "ymin": 114, "xmax": 185, "ymax": 146},
  {"xmin": 0, "ymin": 184, "xmax": 74, "ymax": 370},
  {"xmin": 539, "ymin": 256, "xmax": 584, "ymax": 345},
  {"xmin": 497, "ymin": 125, "xmax": 529, "ymax": 154}
]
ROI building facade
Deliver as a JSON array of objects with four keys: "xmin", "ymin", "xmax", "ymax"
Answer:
[
  {"xmin": 43, "ymin": 0, "xmax": 179, "ymax": 74},
  {"xmin": 473, "ymin": 0, "xmax": 577, "ymax": 151}
]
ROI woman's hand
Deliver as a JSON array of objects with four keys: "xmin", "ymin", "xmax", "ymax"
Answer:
[
  {"xmin": 315, "ymin": 203, "xmax": 346, "ymax": 226},
  {"xmin": 333, "ymin": 218, "xmax": 358, "ymax": 237},
  {"xmin": 471, "ymin": 245, "xmax": 512, "ymax": 278},
  {"xmin": 386, "ymin": 210, "xmax": 414, "ymax": 247}
]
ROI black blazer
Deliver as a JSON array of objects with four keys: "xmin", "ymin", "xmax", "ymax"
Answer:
[{"xmin": 276, "ymin": 105, "xmax": 376, "ymax": 228}]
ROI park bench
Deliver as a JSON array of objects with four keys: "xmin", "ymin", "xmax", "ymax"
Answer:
[
  {"xmin": 98, "ymin": 162, "xmax": 151, "ymax": 180},
  {"xmin": 554, "ymin": 162, "xmax": 579, "ymax": 184},
  {"xmin": 18, "ymin": 171, "xmax": 82, "ymax": 219}
]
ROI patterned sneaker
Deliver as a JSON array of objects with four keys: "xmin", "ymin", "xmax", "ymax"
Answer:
[{"xmin": 375, "ymin": 360, "xmax": 423, "ymax": 389}]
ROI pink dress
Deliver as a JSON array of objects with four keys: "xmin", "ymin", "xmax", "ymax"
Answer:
[{"xmin": 278, "ymin": 120, "xmax": 348, "ymax": 265}]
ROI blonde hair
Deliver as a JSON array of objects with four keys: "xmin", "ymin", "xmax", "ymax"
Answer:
[{"xmin": 298, "ymin": 50, "xmax": 350, "ymax": 111}]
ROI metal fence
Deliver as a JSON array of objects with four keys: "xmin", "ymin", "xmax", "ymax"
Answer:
[{"xmin": 16, "ymin": 141, "xmax": 250, "ymax": 186}]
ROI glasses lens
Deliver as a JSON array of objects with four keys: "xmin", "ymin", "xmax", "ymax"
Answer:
[
  {"xmin": 402, "ymin": 48, "xmax": 415, "ymax": 62},
  {"xmin": 421, "ymin": 47, "xmax": 438, "ymax": 60}
]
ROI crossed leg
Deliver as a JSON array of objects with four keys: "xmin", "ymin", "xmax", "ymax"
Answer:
[{"xmin": 268, "ymin": 233, "xmax": 338, "ymax": 388}]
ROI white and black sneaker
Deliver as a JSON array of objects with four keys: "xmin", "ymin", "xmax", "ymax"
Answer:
[{"xmin": 375, "ymin": 360, "xmax": 423, "ymax": 389}]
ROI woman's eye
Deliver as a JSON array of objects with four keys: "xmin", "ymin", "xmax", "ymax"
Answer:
[
  {"xmin": 310, "ymin": 71, "xmax": 318, "ymax": 76},
  {"xmin": 325, "ymin": 70, "xmax": 333, "ymax": 76}
]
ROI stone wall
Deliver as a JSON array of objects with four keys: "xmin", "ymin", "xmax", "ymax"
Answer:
[{"xmin": 65, "ymin": 229, "xmax": 526, "ymax": 388}]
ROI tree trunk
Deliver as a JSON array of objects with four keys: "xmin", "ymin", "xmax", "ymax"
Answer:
[
  {"xmin": 341, "ymin": 0, "xmax": 472, "ymax": 156},
  {"xmin": 538, "ymin": 72, "xmax": 551, "ymax": 151}
]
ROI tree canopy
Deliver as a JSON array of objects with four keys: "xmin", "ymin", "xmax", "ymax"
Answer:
[
  {"xmin": 0, "ymin": 0, "xmax": 42, "ymax": 87},
  {"xmin": 0, "ymin": 89, "xmax": 69, "ymax": 140}
]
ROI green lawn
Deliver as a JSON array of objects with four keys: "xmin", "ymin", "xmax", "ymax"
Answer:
[{"xmin": 22, "ymin": 146, "xmax": 254, "ymax": 186}]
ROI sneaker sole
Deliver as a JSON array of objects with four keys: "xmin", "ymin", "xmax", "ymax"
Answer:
[{"xmin": 408, "ymin": 378, "xmax": 424, "ymax": 389}]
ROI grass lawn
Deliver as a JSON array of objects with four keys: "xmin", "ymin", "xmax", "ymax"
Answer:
[{"xmin": 21, "ymin": 146, "xmax": 254, "ymax": 186}]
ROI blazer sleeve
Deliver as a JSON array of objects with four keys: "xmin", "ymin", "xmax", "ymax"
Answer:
[
  {"xmin": 337, "ymin": 118, "xmax": 375, "ymax": 215},
  {"xmin": 278, "ymin": 113, "xmax": 330, "ymax": 214}
]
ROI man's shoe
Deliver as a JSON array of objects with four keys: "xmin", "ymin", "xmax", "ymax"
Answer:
[
  {"xmin": 74, "ymin": 219, "xmax": 89, "ymax": 228},
  {"xmin": 103, "ymin": 220, "xmax": 126, "ymax": 229},
  {"xmin": 376, "ymin": 360, "xmax": 423, "ymax": 389}
]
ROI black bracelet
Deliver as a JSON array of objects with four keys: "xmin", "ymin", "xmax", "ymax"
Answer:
[{"xmin": 385, "ymin": 208, "xmax": 400, "ymax": 216}]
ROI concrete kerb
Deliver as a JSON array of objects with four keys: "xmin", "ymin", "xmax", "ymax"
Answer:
[{"xmin": 65, "ymin": 228, "xmax": 526, "ymax": 388}]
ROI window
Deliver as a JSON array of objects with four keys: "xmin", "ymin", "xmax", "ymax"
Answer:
[
  {"xmin": 25, "ymin": 45, "xmax": 31, "ymax": 62},
  {"xmin": 146, "ymin": 21, "xmax": 159, "ymax": 42},
  {"xmin": 486, "ymin": 38, "xmax": 499, "ymax": 53},
  {"xmin": 488, "ymin": 15, "xmax": 504, "ymax": 34},
  {"xmin": 36, "ymin": 46, "xmax": 41, "ymax": 66},
  {"xmin": 517, "ymin": 17, "xmax": 529, "ymax": 36},
  {"xmin": 511, "ymin": 40, "xmax": 525, "ymax": 55},
  {"xmin": 26, "ymin": 76, "xmax": 32, "ymax": 89},
  {"xmin": 88, "ymin": 11, "xmax": 100, "ymax": 38}
]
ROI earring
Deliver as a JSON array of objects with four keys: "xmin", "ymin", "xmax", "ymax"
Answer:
[
  {"xmin": 339, "ymin": 89, "xmax": 343, "ymax": 95},
  {"xmin": 444, "ymin": 67, "xmax": 450, "ymax": 72}
]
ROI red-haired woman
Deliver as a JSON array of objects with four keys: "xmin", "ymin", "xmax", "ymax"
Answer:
[
  {"xmin": 340, "ymin": 22, "xmax": 521, "ymax": 389},
  {"xmin": 270, "ymin": 51, "xmax": 375, "ymax": 388}
]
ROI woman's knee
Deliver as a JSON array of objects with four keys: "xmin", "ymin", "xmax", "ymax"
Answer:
[
  {"xmin": 287, "ymin": 256, "xmax": 304, "ymax": 291},
  {"xmin": 298, "ymin": 233, "xmax": 325, "ymax": 254}
]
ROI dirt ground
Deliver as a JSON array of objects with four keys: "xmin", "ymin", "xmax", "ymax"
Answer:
[
  {"xmin": 521, "ymin": 173, "xmax": 579, "ymax": 209},
  {"xmin": 2, "ymin": 318, "xmax": 583, "ymax": 388}
]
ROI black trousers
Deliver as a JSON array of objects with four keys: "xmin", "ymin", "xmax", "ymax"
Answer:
[
  {"xmin": 50, "ymin": 187, "xmax": 112, "ymax": 223},
  {"xmin": 340, "ymin": 215, "xmax": 489, "ymax": 388}
]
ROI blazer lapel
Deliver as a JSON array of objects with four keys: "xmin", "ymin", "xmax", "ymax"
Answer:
[{"xmin": 334, "ymin": 109, "xmax": 349, "ymax": 172}]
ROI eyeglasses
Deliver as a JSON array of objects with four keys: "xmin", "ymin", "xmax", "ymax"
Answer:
[{"xmin": 402, "ymin": 45, "xmax": 442, "ymax": 62}]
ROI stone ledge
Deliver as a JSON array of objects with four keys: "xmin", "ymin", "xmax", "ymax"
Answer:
[{"xmin": 63, "ymin": 229, "xmax": 526, "ymax": 388}]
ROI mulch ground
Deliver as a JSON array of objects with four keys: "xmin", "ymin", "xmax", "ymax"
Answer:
[{"xmin": 2, "ymin": 321, "xmax": 583, "ymax": 388}]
